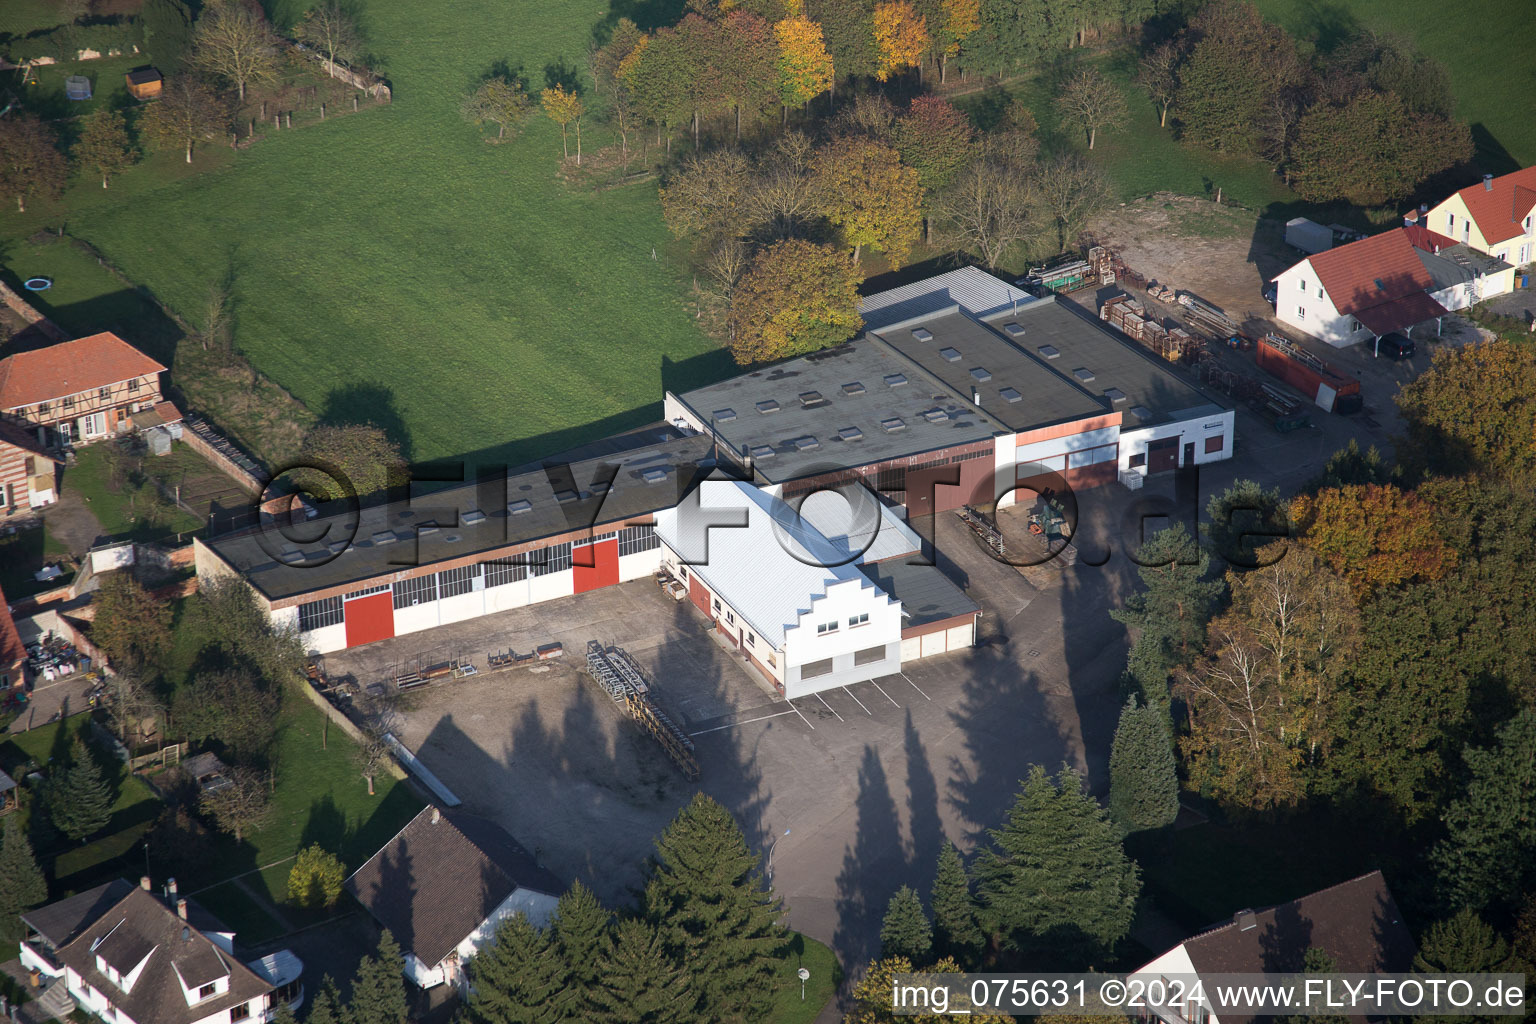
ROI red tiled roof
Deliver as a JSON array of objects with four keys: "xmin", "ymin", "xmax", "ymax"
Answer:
[
  {"xmin": 0, "ymin": 333, "xmax": 165, "ymax": 411},
  {"xmin": 1308, "ymin": 228, "xmax": 1436, "ymax": 316},
  {"xmin": 1401, "ymin": 223, "xmax": 1458, "ymax": 253},
  {"xmin": 1453, "ymin": 166, "xmax": 1536, "ymax": 246},
  {"xmin": 151, "ymin": 400, "xmax": 182, "ymax": 424},
  {"xmin": 0, "ymin": 583, "xmax": 25, "ymax": 675},
  {"xmin": 1353, "ymin": 292, "xmax": 1449, "ymax": 336}
]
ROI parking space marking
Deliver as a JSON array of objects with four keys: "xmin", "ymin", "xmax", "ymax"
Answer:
[
  {"xmin": 902, "ymin": 673, "xmax": 932, "ymax": 701},
  {"xmin": 843, "ymin": 685, "xmax": 873, "ymax": 716},
  {"xmin": 790, "ymin": 702, "xmax": 816, "ymax": 730},
  {"xmin": 689, "ymin": 708, "xmax": 800, "ymax": 736},
  {"xmin": 815, "ymin": 692, "xmax": 845, "ymax": 723},
  {"xmin": 869, "ymin": 680, "xmax": 901, "ymax": 708}
]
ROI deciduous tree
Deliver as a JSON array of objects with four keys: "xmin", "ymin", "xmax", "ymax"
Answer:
[
  {"xmin": 591, "ymin": 18, "xmax": 644, "ymax": 166},
  {"xmin": 174, "ymin": 668, "xmax": 281, "ymax": 759},
  {"xmin": 872, "ymin": 0, "xmax": 928, "ymax": 82},
  {"xmin": 0, "ymin": 116, "xmax": 66, "ymax": 213},
  {"xmin": 141, "ymin": 0, "xmax": 195, "ymax": 74},
  {"xmin": 812, "ymin": 135, "xmax": 922, "ymax": 265},
  {"xmin": 294, "ymin": 423, "xmax": 405, "ymax": 501},
  {"xmin": 893, "ymin": 96, "xmax": 973, "ymax": 194},
  {"xmin": 200, "ymin": 767, "xmax": 270, "ymax": 842},
  {"xmin": 804, "ymin": 0, "xmax": 875, "ymax": 96},
  {"xmin": 1107, "ymin": 696, "xmax": 1179, "ymax": 833},
  {"xmin": 1290, "ymin": 483, "xmax": 1455, "ymax": 599},
  {"xmin": 933, "ymin": 0, "xmax": 979, "ymax": 81},
  {"xmin": 288, "ymin": 845, "xmax": 346, "ymax": 908},
  {"xmin": 1291, "ymin": 91, "xmax": 1470, "ymax": 205},
  {"xmin": 717, "ymin": 11, "xmax": 782, "ymax": 140},
  {"xmin": 774, "ymin": 15, "xmax": 834, "ymax": 109},
  {"xmin": 1137, "ymin": 40, "xmax": 1179, "ymax": 127},
  {"xmin": 74, "ymin": 108, "xmax": 135, "ymax": 188},
  {"xmin": 192, "ymin": 0, "xmax": 280, "ymax": 103},
  {"xmin": 1396, "ymin": 340, "xmax": 1536, "ymax": 481},
  {"xmin": 1030, "ymin": 151, "xmax": 1111, "ymax": 251},
  {"xmin": 659, "ymin": 149, "xmax": 754, "ymax": 241},
  {"xmin": 91, "ymin": 572, "xmax": 173, "ymax": 672},
  {"xmin": 728, "ymin": 239, "xmax": 863, "ymax": 363},
  {"xmin": 744, "ymin": 130, "xmax": 820, "ymax": 239},
  {"xmin": 1205, "ymin": 479, "xmax": 1289, "ymax": 568},
  {"xmin": 973, "ymin": 765, "xmax": 1140, "ymax": 961},
  {"xmin": 463, "ymin": 77, "xmax": 532, "ymax": 141},
  {"xmin": 933, "ymin": 157, "xmax": 1036, "ymax": 269},
  {"xmin": 141, "ymin": 77, "xmax": 228, "ymax": 164},
  {"xmin": 184, "ymin": 576, "xmax": 305, "ymax": 684},
  {"xmin": 880, "ymin": 885, "xmax": 933, "ymax": 962},
  {"xmin": 540, "ymin": 84, "xmax": 584, "ymax": 163},
  {"xmin": 1174, "ymin": 2, "xmax": 1303, "ymax": 156},
  {"xmin": 848, "ymin": 957, "xmax": 1012, "ymax": 1023},
  {"xmin": 294, "ymin": 0, "xmax": 361, "ymax": 69},
  {"xmin": 1055, "ymin": 67, "xmax": 1127, "ymax": 149}
]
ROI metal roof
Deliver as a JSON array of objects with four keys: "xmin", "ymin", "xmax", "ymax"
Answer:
[
  {"xmin": 673, "ymin": 341, "xmax": 1001, "ymax": 484},
  {"xmin": 202, "ymin": 433, "xmax": 717, "ymax": 602},
  {"xmin": 859, "ymin": 266, "xmax": 1035, "ymax": 329}
]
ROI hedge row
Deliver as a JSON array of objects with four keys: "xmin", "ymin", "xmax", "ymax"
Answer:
[{"xmin": 2, "ymin": 17, "xmax": 145, "ymax": 63}]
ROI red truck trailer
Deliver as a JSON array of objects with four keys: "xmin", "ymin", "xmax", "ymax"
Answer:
[{"xmin": 1255, "ymin": 334, "xmax": 1362, "ymax": 414}]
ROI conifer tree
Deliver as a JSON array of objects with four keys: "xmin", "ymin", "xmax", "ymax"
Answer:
[
  {"xmin": 0, "ymin": 816, "xmax": 47, "ymax": 941},
  {"xmin": 551, "ymin": 880, "xmax": 610, "ymax": 1015},
  {"xmin": 643, "ymin": 793, "xmax": 787, "ymax": 1023},
  {"xmin": 1107, "ymin": 697, "xmax": 1180, "ymax": 834},
  {"xmin": 1432, "ymin": 709, "xmax": 1536, "ymax": 912},
  {"xmin": 50, "ymin": 738, "xmax": 112, "ymax": 842},
  {"xmin": 880, "ymin": 885, "xmax": 932, "ymax": 963},
  {"xmin": 973, "ymin": 766, "xmax": 1140, "ymax": 962},
  {"xmin": 350, "ymin": 930, "xmax": 408, "ymax": 1024},
  {"xmin": 465, "ymin": 913, "xmax": 568, "ymax": 1024},
  {"xmin": 590, "ymin": 916, "xmax": 694, "ymax": 1024},
  {"xmin": 306, "ymin": 976, "xmax": 343, "ymax": 1024},
  {"xmin": 931, "ymin": 842, "xmax": 983, "ymax": 964},
  {"xmin": 1110, "ymin": 525, "xmax": 1224, "ymax": 701}
]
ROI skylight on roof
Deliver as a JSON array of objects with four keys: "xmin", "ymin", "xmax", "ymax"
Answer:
[
  {"xmin": 714, "ymin": 408, "xmax": 737, "ymax": 422},
  {"xmin": 793, "ymin": 435, "xmax": 820, "ymax": 451},
  {"xmin": 508, "ymin": 499, "xmax": 533, "ymax": 515},
  {"xmin": 641, "ymin": 467, "xmax": 672, "ymax": 483},
  {"xmin": 798, "ymin": 391, "xmax": 826, "ymax": 407},
  {"xmin": 327, "ymin": 540, "xmax": 349, "ymax": 555},
  {"xmin": 912, "ymin": 327, "xmax": 934, "ymax": 341},
  {"xmin": 838, "ymin": 425, "xmax": 864, "ymax": 441},
  {"xmin": 462, "ymin": 509, "xmax": 486, "ymax": 525},
  {"xmin": 881, "ymin": 417, "xmax": 906, "ymax": 432},
  {"xmin": 1129, "ymin": 405, "xmax": 1153, "ymax": 420},
  {"xmin": 1000, "ymin": 387, "xmax": 1022, "ymax": 403},
  {"xmin": 971, "ymin": 367, "xmax": 992, "ymax": 382},
  {"xmin": 749, "ymin": 444, "xmax": 775, "ymax": 459},
  {"xmin": 554, "ymin": 490, "xmax": 578, "ymax": 503},
  {"xmin": 756, "ymin": 399, "xmax": 780, "ymax": 414},
  {"xmin": 371, "ymin": 531, "xmax": 398, "ymax": 546},
  {"xmin": 923, "ymin": 408, "xmax": 948, "ymax": 423},
  {"xmin": 1038, "ymin": 345, "xmax": 1060, "ymax": 359},
  {"xmin": 1104, "ymin": 387, "xmax": 1127, "ymax": 403},
  {"xmin": 1073, "ymin": 367, "xmax": 1095, "ymax": 382},
  {"xmin": 939, "ymin": 347, "xmax": 961, "ymax": 362},
  {"xmin": 884, "ymin": 373, "xmax": 907, "ymax": 387},
  {"xmin": 842, "ymin": 381, "xmax": 866, "ymax": 395},
  {"xmin": 1003, "ymin": 322, "xmax": 1025, "ymax": 337}
]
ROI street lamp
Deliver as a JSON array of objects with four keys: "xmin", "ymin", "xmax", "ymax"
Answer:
[
  {"xmin": 767, "ymin": 828, "xmax": 790, "ymax": 884},
  {"xmin": 798, "ymin": 967, "xmax": 810, "ymax": 1001}
]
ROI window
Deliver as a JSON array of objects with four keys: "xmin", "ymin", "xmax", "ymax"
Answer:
[
  {"xmin": 482, "ymin": 559, "xmax": 528, "ymax": 588},
  {"xmin": 1299, "ymin": 279, "xmax": 1307, "ymax": 292},
  {"xmin": 393, "ymin": 573, "xmax": 438, "ymax": 608},
  {"xmin": 617, "ymin": 524, "xmax": 659, "ymax": 556},
  {"xmin": 437, "ymin": 564, "xmax": 480, "ymax": 598},
  {"xmin": 1316, "ymin": 287, "xmax": 1323, "ymax": 298},
  {"xmin": 726, "ymin": 610, "xmax": 735, "ymax": 624},
  {"xmin": 1447, "ymin": 213, "xmax": 1455, "ymax": 231},
  {"xmin": 98, "ymin": 386, "xmax": 113, "ymax": 401},
  {"xmin": 713, "ymin": 597, "xmax": 721, "ymax": 611},
  {"xmin": 854, "ymin": 645, "xmax": 886, "ymax": 666},
  {"xmin": 1205, "ymin": 435, "xmax": 1224, "ymax": 454},
  {"xmin": 816, "ymin": 621, "xmax": 839, "ymax": 635},
  {"xmin": 801, "ymin": 658, "xmax": 834, "ymax": 679},
  {"xmin": 1129, "ymin": 453, "xmax": 1146, "ymax": 469},
  {"xmin": 35, "ymin": 401, "xmax": 47, "ymax": 415},
  {"xmin": 297, "ymin": 595, "xmax": 343, "ymax": 632},
  {"xmin": 848, "ymin": 612, "xmax": 869, "ymax": 628},
  {"xmin": 231, "ymin": 1003, "xmax": 251, "ymax": 1022},
  {"xmin": 82, "ymin": 412, "xmax": 108, "ymax": 437},
  {"xmin": 197, "ymin": 983, "xmax": 216, "ymax": 1001},
  {"xmin": 745, "ymin": 632, "xmax": 755, "ymax": 647},
  {"xmin": 529, "ymin": 541, "xmax": 572, "ymax": 576},
  {"xmin": 1297, "ymin": 306, "xmax": 1306, "ymax": 319}
]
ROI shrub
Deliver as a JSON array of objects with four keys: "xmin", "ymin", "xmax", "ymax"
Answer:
[{"xmin": 287, "ymin": 844, "xmax": 345, "ymax": 908}]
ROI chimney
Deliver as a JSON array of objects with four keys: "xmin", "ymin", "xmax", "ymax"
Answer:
[
  {"xmin": 1484, "ymin": 174, "xmax": 1494, "ymax": 191},
  {"xmin": 140, "ymin": 876, "xmax": 151, "ymax": 891},
  {"xmin": 177, "ymin": 898, "xmax": 187, "ymax": 920},
  {"xmin": 1235, "ymin": 909, "xmax": 1257, "ymax": 932},
  {"xmin": 431, "ymin": 807, "xmax": 441, "ymax": 825},
  {"xmin": 167, "ymin": 878, "xmax": 177, "ymax": 897}
]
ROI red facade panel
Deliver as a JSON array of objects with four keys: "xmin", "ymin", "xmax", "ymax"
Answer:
[
  {"xmin": 344, "ymin": 592, "xmax": 395, "ymax": 648},
  {"xmin": 572, "ymin": 538, "xmax": 620, "ymax": 594},
  {"xmin": 688, "ymin": 573, "xmax": 712, "ymax": 617}
]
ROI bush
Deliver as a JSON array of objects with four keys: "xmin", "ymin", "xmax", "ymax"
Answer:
[{"xmin": 287, "ymin": 844, "xmax": 345, "ymax": 908}]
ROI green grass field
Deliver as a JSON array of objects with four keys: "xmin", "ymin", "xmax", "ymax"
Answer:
[
  {"xmin": 3, "ymin": 0, "xmax": 726, "ymax": 468},
  {"xmin": 769, "ymin": 933, "xmax": 841, "ymax": 1024},
  {"xmin": 66, "ymin": 443, "xmax": 204, "ymax": 542}
]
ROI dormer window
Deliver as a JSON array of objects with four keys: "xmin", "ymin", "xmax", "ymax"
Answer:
[{"xmin": 198, "ymin": 983, "xmax": 216, "ymax": 1001}]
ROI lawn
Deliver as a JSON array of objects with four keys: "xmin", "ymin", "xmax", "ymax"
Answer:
[
  {"xmin": 769, "ymin": 932, "xmax": 840, "ymax": 1024},
  {"xmin": 65, "ymin": 443, "xmax": 203, "ymax": 543},
  {"xmin": 0, "ymin": 0, "xmax": 730, "ymax": 469},
  {"xmin": 0, "ymin": 523, "xmax": 70, "ymax": 599}
]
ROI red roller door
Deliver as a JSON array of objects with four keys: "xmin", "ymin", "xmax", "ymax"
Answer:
[
  {"xmin": 689, "ymin": 574, "xmax": 712, "ymax": 617},
  {"xmin": 344, "ymin": 592, "xmax": 395, "ymax": 648},
  {"xmin": 573, "ymin": 538, "xmax": 620, "ymax": 593}
]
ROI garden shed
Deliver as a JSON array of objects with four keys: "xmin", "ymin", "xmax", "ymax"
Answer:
[{"xmin": 125, "ymin": 68, "xmax": 162, "ymax": 99}]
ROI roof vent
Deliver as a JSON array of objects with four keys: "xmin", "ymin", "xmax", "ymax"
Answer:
[
  {"xmin": 641, "ymin": 467, "xmax": 672, "ymax": 483},
  {"xmin": 444, "ymin": 534, "xmax": 461, "ymax": 543},
  {"xmin": 1235, "ymin": 910, "xmax": 1257, "ymax": 932},
  {"xmin": 327, "ymin": 540, "xmax": 349, "ymax": 555},
  {"xmin": 842, "ymin": 381, "xmax": 866, "ymax": 396},
  {"xmin": 1000, "ymin": 387, "xmax": 1022, "ymax": 403},
  {"xmin": 911, "ymin": 327, "xmax": 934, "ymax": 341},
  {"xmin": 798, "ymin": 390, "xmax": 826, "ymax": 407},
  {"xmin": 1373, "ymin": 278, "xmax": 1385, "ymax": 291},
  {"xmin": 508, "ymin": 499, "xmax": 533, "ymax": 515},
  {"xmin": 922, "ymin": 408, "xmax": 948, "ymax": 423},
  {"xmin": 792, "ymin": 435, "xmax": 820, "ymax": 451},
  {"xmin": 1038, "ymin": 344, "xmax": 1060, "ymax": 359},
  {"xmin": 1072, "ymin": 367, "xmax": 1095, "ymax": 383},
  {"xmin": 755, "ymin": 399, "xmax": 780, "ymax": 414},
  {"xmin": 884, "ymin": 373, "xmax": 908, "ymax": 388},
  {"xmin": 939, "ymin": 347, "xmax": 961, "ymax": 362},
  {"xmin": 370, "ymin": 530, "xmax": 397, "ymax": 546},
  {"xmin": 1104, "ymin": 387, "xmax": 1127, "ymax": 403},
  {"xmin": 1003, "ymin": 322, "xmax": 1025, "ymax": 337},
  {"xmin": 971, "ymin": 367, "xmax": 992, "ymax": 382},
  {"xmin": 462, "ymin": 509, "xmax": 486, "ymax": 525},
  {"xmin": 838, "ymin": 425, "xmax": 864, "ymax": 441},
  {"xmin": 749, "ymin": 444, "xmax": 775, "ymax": 459},
  {"xmin": 714, "ymin": 408, "xmax": 737, "ymax": 423},
  {"xmin": 880, "ymin": 417, "xmax": 906, "ymax": 433}
]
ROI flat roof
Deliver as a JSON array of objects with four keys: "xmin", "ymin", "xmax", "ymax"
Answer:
[
  {"xmin": 673, "ymin": 341, "xmax": 1002, "ymax": 484},
  {"xmin": 858, "ymin": 557, "xmax": 978, "ymax": 630},
  {"xmin": 868, "ymin": 305, "xmax": 1109, "ymax": 433},
  {"xmin": 980, "ymin": 297, "xmax": 1225, "ymax": 430},
  {"xmin": 860, "ymin": 266, "xmax": 1035, "ymax": 329},
  {"xmin": 204, "ymin": 433, "xmax": 717, "ymax": 602}
]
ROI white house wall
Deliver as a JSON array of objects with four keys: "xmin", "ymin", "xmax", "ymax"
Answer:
[
  {"xmin": 1129, "ymin": 943, "xmax": 1209, "ymax": 1024},
  {"xmin": 781, "ymin": 577, "xmax": 903, "ymax": 698},
  {"xmin": 618, "ymin": 546, "xmax": 665, "ymax": 581},
  {"xmin": 1119, "ymin": 410, "xmax": 1234, "ymax": 477},
  {"xmin": 455, "ymin": 889, "xmax": 560, "ymax": 968},
  {"xmin": 1273, "ymin": 260, "xmax": 1363, "ymax": 347}
]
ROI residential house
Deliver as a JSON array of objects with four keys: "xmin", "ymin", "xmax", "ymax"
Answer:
[
  {"xmin": 0, "ymin": 332, "xmax": 166, "ymax": 446},
  {"xmin": 18, "ymin": 876, "xmax": 304, "ymax": 1024},
  {"xmin": 0, "ymin": 416, "xmax": 60, "ymax": 515},
  {"xmin": 1272, "ymin": 227, "xmax": 1511, "ymax": 349},
  {"xmin": 1425, "ymin": 167, "xmax": 1536, "ymax": 267},
  {"xmin": 345, "ymin": 805, "xmax": 564, "ymax": 992},
  {"xmin": 1130, "ymin": 870, "xmax": 1417, "ymax": 1024}
]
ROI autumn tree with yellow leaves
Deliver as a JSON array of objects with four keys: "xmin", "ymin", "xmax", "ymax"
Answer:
[
  {"xmin": 812, "ymin": 136, "xmax": 922, "ymax": 265},
  {"xmin": 726, "ymin": 239, "xmax": 862, "ymax": 364},
  {"xmin": 774, "ymin": 15, "xmax": 834, "ymax": 112},
  {"xmin": 540, "ymin": 83, "xmax": 585, "ymax": 164},
  {"xmin": 934, "ymin": 0, "xmax": 979, "ymax": 82},
  {"xmin": 1289, "ymin": 483, "xmax": 1456, "ymax": 599},
  {"xmin": 873, "ymin": 0, "xmax": 928, "ymax": 82}
]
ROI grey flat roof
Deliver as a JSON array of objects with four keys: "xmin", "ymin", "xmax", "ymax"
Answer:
[
  {"xmin": 860, "ymin": 266, "xmax": 1036, "ymax": 330},
  {"xmin": 204, "ymin": 434, "xmax": 717, "ymax": 602},
  {"xmin": 980, "ymin": 297, "xmax": 1225, "ymax": 430},
  {"xmin": 673, "ymin": 341, "xmax": 1002, "ymax": 484},
  {"xmin": 869, "ymin": 305, "xmax": 1110, "ymax": 433},
  {"xmin": 859, "ymin": 558, "xmax": 978, "ymax": 629}
]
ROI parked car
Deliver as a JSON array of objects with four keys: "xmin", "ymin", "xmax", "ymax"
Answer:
[
  {"xmin": 1262, "ymin": 282, "xmax": 1278, "ymax": 307},
  {"xmin": 1376, "ymin": 333, "xmax": 1415, "ymax": 359}
]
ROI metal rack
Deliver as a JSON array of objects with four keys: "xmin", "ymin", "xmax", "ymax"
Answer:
[
  {"xmin": 586, "ymin": 641, "xmax": 699, "ymax": 780},
  {"xmin": 957, "ymin": 504, "xmax": 1005, "ymax": 559}
]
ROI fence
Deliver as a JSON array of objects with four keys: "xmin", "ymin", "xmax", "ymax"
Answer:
[{"xmin": 312, "ymin": 53, "xmax": 391, "ymax": 102}]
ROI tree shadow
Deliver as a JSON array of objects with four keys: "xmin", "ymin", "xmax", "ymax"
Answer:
[
  {"xmin": 481, "ymin": 59, "xmax": 531, "ymax": 95},
  {"xmin": 543, "ymin": 57, "xmax": 582, "ymax": 93},
  {"xmin": 318, "ymin": 381, "xmax": 415, "ymax": 462},
  {"xmin": 299, "ymin": 792, "xmax": 350, "ymax": 853}
]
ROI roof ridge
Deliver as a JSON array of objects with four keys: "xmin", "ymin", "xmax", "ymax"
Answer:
[{"xmin": 1180, "ymin": 869, "xmax": 1387, "ymax": 947}]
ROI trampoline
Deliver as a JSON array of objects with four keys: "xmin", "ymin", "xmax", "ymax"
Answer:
[
  {"xmin": 64, "ymin": 75, "xmax": 92, "ymax": 101},
  {"xmin": 23, "ymin": 277, "xmax": 52, "ymax": 291}
]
